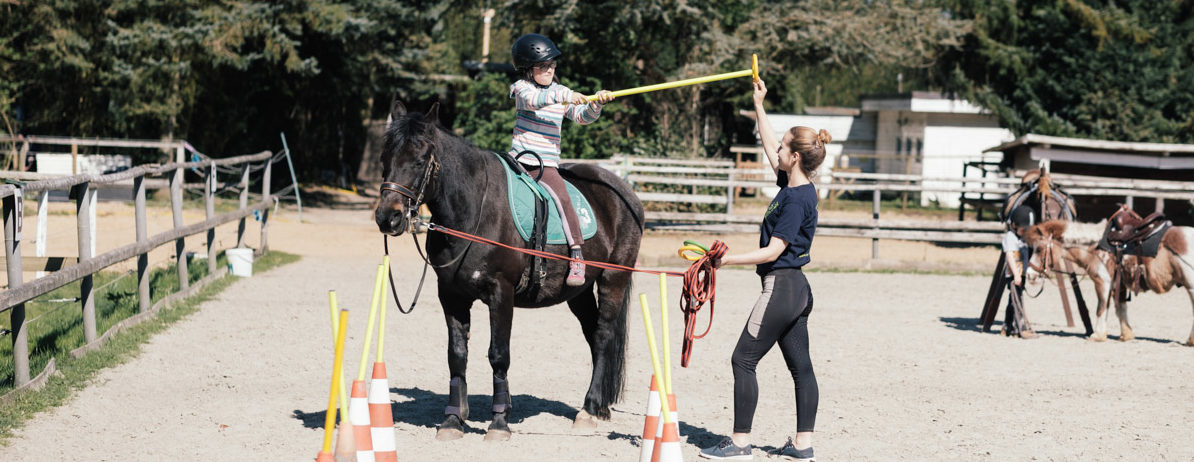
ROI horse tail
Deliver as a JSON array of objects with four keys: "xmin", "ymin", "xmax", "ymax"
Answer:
[{"xmin": 601, "ymin": 275, "xmax": 632, "ymax": 411}]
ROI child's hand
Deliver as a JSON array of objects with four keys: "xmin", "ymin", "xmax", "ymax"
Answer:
[
  {"xmin": 752, "ymin": 79, "xmax": 767, "ymax": 106},
  {"xmin": 570, "ymin": 92, "xmax": 588, "ymax": 105},
  {"xmin": 593, "ymin": 90, "xmax": 615, "ymax": 104}
]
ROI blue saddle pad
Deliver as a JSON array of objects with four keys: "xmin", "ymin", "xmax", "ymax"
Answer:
[{"xmin": 496, "ymin": 153, "xmax": 597, "ymax": 244}]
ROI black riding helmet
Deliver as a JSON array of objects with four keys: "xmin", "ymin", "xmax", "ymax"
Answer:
[
  {"xmin": 1009, "ymin": 205, "xmax": 1036, "ymax": 229},
  {"xmin": 512, "ymin": 33, "xmax": 561, "ymax": 70}
]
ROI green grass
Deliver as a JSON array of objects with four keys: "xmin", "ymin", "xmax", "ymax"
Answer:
[{"xmin": 0, "ymin": 250, "xmax": 299, "ymax": 444}]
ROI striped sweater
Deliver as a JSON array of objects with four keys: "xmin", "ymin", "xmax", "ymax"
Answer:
[{"xmin": 508, "ymin": 79, "xmax": 603, "ymax": 167}]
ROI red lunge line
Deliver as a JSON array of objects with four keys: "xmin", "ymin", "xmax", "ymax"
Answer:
[{"xmin": 425, "ymin": 222, "xmax": 723, "ymax": 366}]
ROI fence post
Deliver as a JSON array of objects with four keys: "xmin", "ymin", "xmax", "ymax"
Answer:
[
  {"xmin": 260, "ymin": 157, "xmax": 272, "ymax": 253},
  {"xmin": 171, "ymin": 165, "xmax": 189, "ymax": 291},
  {"xmin": 134, "ymin": 174, "xmax": 150, "ymax": 313},
  {"xmin": 725, "ymin": 169, "xmax": 735, "ymax": 215},
  {"xmin": 4, "ymin": 191, "xmax": 30, "ymax": 386},
  {"xmin": 1125, "ymin": 195, "xmax": 1134, "ymax": 210},
  {"xmin": 237, "ymin": 164, "xmax": 250, "ymax": 248},
  {"xmin": 35, "ymin": 190, "xmax": 48, "ymax": 278},
  {"xmin": 206, "ymin": 162, "xmax": 217, "ymax": 275},
  {"xmin": 73, "ymin": 182, "xmax": 97, "ymax": 344},
  {"xmin": 872, "ymin": 189, "xmax": 880, "ymax": 260}
]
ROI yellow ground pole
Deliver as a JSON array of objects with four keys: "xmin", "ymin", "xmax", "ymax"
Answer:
[
  {"xmin": 584, "ymin": 54, "xmax": 759, "ymax": 102},
  {"xmin": 355, "ymin": 263, "xmax": 387, "ymax": 382},
  {"xmin": 327, "ymin": 291, "xmax": 350, "ymax": 418},
  {"xmin": 375, "ymin": 256, "xmax": 391, "ymax": 361},
  {"xmin": 658, "ymin": 274, "xmax": 673, "ymax": 396},
  {"xmin": 639, "ymin": 294, "xmax": 673, "ymax": 424},
  {"xmin": 320, "ymin": 309, "xmax": 350, "ymax": 455}
]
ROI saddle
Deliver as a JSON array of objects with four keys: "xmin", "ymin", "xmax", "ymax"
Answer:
[
  {"xmin": 1098, "ymin": 206, "xmax": 1173, "ymax": 298},
  {"xmin": 492, "ymin": 152, "xmax": 597, "ymax": 298}
]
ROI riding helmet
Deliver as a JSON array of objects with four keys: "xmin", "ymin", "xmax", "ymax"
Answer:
[
  {"xmin": 1009, "ymin": 205, "xmax": 1036, "ymax": 228},
  {"xmin": 512, "ymin": 33, "xmax": 562, "ymax": 70}
]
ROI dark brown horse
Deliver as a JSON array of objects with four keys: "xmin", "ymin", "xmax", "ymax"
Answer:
[{"xmin": 373, "ymin": 101, "xmax": 644, "ymax": 440}]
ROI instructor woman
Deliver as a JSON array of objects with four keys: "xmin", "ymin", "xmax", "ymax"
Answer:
[{"xmin": 699, "ymin": 77, "xmax": 827, "ymax": 462}]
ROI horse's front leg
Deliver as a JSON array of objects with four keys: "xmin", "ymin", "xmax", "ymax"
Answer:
[
  {"xmin": 437, "ymin": 291, "xmax": 473, "ymax": 441},
  {"xmin": 1115, "ymin": 289, "xmax": 1134, "ymax": 342},
  {"xmin": 1182, "ymin": 284, "xmax": 1194, "ymax": 346},
  {"xmin": 484, "ymin": 282, "xmax": 515, "ymax": 441},
  {"xmin": 1089, "ymin": 261, "xmax": 1113, "ymax": 342}
]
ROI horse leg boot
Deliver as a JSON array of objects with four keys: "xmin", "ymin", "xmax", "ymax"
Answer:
[
  {"xmin": 438, "ymin": 298, "xmax": 472, "ymax": 441},
  {"xmin": 485, "ymin": 376, "xmax": 513, "ymax": 441},
  {"xmin": 436, "ymin": 377, "xmax": 469, "ymax": 441}
]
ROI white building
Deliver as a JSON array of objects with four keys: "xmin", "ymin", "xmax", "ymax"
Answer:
[{"xmin": 750, "ymin": 91, "xmax": 1014, "ymax": 207}]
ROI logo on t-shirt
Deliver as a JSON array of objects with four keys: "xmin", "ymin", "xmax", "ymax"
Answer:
[{"xmin": 765, "ymin": 201, "xmax": 780, "ymax": 218}]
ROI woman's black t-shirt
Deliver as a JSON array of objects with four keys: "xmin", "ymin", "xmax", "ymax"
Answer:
[{"xmin": 756, "ymin": 170, "xmax": 818, "ymax": 276}]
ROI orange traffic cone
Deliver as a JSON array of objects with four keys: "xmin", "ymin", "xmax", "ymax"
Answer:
[
  {"xmin": 369, "ymin": 362, "xmax": 397, "ymax": 462},
  {"xmin": 349, "ymin": 380, "xmax": 375, "ymax": 462},
  {"xmin": 651, "ymin": 393, "xmax": 679, "ymax": 462},
  {"xmin": 639, "ymin": 375, "xmax": 662, "ymax": 462},
  {"xmin": 656, "ymin": 416, "xmax": 684, "ymax": 462}
]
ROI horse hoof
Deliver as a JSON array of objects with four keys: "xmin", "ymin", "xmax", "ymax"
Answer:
[
  {"xmin": 572, "ymin": 411, "xmax": 598, "ymax": 430},
  {"xmin": 436, "ymin": 428, "xmax": 465, "ymax": 441},
  {"xmin": 1089, "ymin": 334, "xmax": 1107, "ymax": 343},
  {"xmin": 484, "ymin": 429, "xmax": 512, "ymax": 442},
  {"xmin": 1186, "ymin": 339, "xmax": 1194, "ymax": 347}
]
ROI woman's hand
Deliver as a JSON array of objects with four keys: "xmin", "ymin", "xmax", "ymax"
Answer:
[
  {"xmin": 570, "ymin": 92, "xmax": 588, "ymax": 105},
  {"xmin": 593, "ymin": 90, "xmax": 615, "ymax": 104},
  {"xmin": 752, "ymin": 79, "xmax": 767, "ymax": 106}
]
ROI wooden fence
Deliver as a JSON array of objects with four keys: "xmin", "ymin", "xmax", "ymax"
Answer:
[
  {"xmin": 586, "ymin": 155, "xmax": 1194, "ymax": 253},
  {"xmin": 1, "ymin": 139, "xmax": 278, "ymax": 394}
]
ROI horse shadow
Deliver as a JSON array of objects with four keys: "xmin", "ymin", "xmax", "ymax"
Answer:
[{"xmin": 939, "ymin": 316, "xmax": 1175, "ymax": 344}]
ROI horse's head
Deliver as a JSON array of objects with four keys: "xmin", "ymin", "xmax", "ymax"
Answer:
[
  {"xmin": 375, "ymin": 100, "xmax": 441, "ymax": 236},
  {"xmin": 1023, "ymin": 219, "xmax": 1069, "ymax": 281}
]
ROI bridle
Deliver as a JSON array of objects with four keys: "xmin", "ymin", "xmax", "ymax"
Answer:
[
  {"xmin": 378, "ymin": 148, "xmax": 491, "ymax": 314},
  {"xmin": 380, "ymin": 150, "xmax": 440, "ymax": 218}
]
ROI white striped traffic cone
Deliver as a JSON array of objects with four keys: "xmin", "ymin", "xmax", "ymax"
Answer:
[
  {"xmin": 651, "ymin": 393, "xmax": 680, "ymax": 462},
  {"xmin": 656, "ymin": 417, "xmax": 683, "ymax": 462},
  {"xmin": 349, "ymin": 379, "xmax": 375, "ymax": 462},
  {"xmin": 639, "ymin": 375, "xmax": 662, "ymax": 462},
  {"xmin": 369, "ymin": 362, "xmax": 397, "ymax": 462}
]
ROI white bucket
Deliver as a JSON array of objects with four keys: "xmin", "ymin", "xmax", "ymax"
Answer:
[{"xmin": 227, "ymin": 248, "xmax": 253, "ymax": 277}]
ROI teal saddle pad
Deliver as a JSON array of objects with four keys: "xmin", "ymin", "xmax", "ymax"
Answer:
[{"xmin": 496, "ymin": 153, "xmax": 598, "ymax": 244}]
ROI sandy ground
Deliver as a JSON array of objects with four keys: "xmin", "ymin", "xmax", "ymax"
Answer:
[{"xmin": 3, "ymin": 189, "xmax": 1194, "ymax": 461}]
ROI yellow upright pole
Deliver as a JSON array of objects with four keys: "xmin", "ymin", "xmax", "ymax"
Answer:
[
  {"xmin": 356, "ymin": 263, "xmax": 387, "ymax": 381},
  {"xmin": 375, "ymin": 256, "xmax": 391, "ymax": 362},
  {"xmin": 639, "ymin": 294, "xmax": 673, "ymax": 424},
  {"xmin": 320, "ymin": 309, "xmax": 350, "ymax": 456},
  {"xmin": 583, "ymin": 54, "xmax": 759, "ymax": 102},
  {"xmin": 327, "ymin": 291, "xmax": 349, "ymax": 418},
  {"xmin": 658, "ymin": 273, "xmax": 673, "ymax": 396}
]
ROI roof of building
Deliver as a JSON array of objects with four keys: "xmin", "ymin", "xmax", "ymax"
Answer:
[{"xmin": 984, "ymin": 133, "xmax": 1194, "ymax": 154}]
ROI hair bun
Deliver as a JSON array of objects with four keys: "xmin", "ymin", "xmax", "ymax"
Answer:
[{"xmin": 817, "ymin": 129, "xmax": 832, "ymax": 144}]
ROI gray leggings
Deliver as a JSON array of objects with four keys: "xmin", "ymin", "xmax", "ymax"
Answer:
[
  {"xmin": 731, "ymin": 268, "xmax": 818, "ymax": 433},
  {"xmin": 523, "ymin": 165, "xmax": 582, "ymax": 247}
]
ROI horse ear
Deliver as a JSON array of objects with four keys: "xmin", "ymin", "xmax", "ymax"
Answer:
[
  {"xmin": 425, "ymin": 101, "xmax": 440, "ymax": 123},
  {"xmin": 390, "ymin": 99, "xmax": 407, "ymax": 121}
]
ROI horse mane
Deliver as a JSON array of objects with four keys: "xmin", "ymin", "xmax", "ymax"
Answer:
[{"xmin": 1023, "ymin": 219, "xmax": 1068, "ymax": 247}]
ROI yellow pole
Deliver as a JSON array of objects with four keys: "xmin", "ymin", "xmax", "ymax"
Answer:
[
  {"xmin": 321, "ymin": 309, "xmax": 350, "ymax": 455},
  {"xmin": 327, "ymin": 291, "xmax": 350, "ymax": 418},
  {"xmin": 658, "ymin": 274, "xmax": 672, "ymax": 396},
  {"xmin": 356, "ymin": 263, "xmax": 387, "ymax": 381},
  {"xmin": 583, "ymin": 54, "xmax": 759, "ymax": 102},
  {"xmin": 376, "ymin": 256, "xmax": 391, "ymax": 362},
  {"xmin": 639, "ymin": 294, "xmax": 673, "ymax": 424}
]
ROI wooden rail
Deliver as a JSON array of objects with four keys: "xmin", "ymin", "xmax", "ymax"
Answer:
[{"xmin": 2, "ymin": 147, "xmax": 275, "ymax": 391}]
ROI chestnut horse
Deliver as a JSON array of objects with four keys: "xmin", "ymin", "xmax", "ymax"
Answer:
[{"xmin": 1024, "ymin": 219, "xmax": 1194, "ymax": 345}]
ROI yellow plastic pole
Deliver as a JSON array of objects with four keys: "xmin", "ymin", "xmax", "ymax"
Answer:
[
  {"xmin": 356, "ymin": 263, "xmax": 387, "ymax": 381},
  {"xmin": 583, "ymin": 54, "xmax": 760, "ymax": 102},
  {"xmin": 375, "ymin": 256, "xmax": 391, "ymax": 362},
  {"xmin": 639, "ymin": 294, "xmax": 673, "ymax": 424},
  {"xmin": 321, "ymin": 309, "xmax": 350, "ymax": 455},
  {"xmin": 327, "ymin": 291, "xmax": 349, "ymax": 418},
  {"xmin": 658, "ymin": 273, "xmax": 672, "ymax": 396}
]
